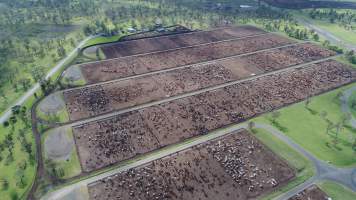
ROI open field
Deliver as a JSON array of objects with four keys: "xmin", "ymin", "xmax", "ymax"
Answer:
[
  {"xmin": 60, "ymin": 43, "xmax": 336, "ymax": 121},
  {"xmin": 288, "ymin": 185, "xmax": 329, "ymax": 200},
  {"xmin": 319, "ymin": 181, "xmax": 356, "ymax": 200},
  {"xmin": 254, "ymin": 82, "xmax": 356, "ymax": 167},
  {"xmin": 100, "ymin": 26, "xmax": 266, "ymax": 58},
  {"xmin": 72, "ymin": 60, "xmax": 356, "ymax": 172},
  {"xmin": 88, "ymin": 129, "xmax": 295, "ymax": 200},
  {"xmin": 79, "ymin": 33, "xmax": 295, "ymax": 84}
]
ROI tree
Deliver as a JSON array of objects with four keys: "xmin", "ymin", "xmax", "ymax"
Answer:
[
  {"xmin": 335, "ymin": 91, "xmax": 343, "ymax": 103},
  {"xmin": 5, "ymin": 152, "xmax": 14, "ymax": 165},
  {"xmin": 320, "ymin": 111, "xmax": 328, "ymax": 120},
  {"xmin": 0, "ymin": 89, "xmax": 7, "ymax": 103},
  {"xmin": 31, "ymin": 66, "xmax": 45, "ymax": 82},
  {"xmin": 333, "ymin": 122, "xmax": 343, "ymax": 145},
  {"xmin": 352, "ymin": 137, "xmax": 356, "ymax": 152},
  {"xmin": 248, "ymin": 121, "xmax": 255, "ymax": 131},
  {"xmin": 341, "ymin": 113, "xmax": 351, "ymax": 126},
  {"xmin": 11, "ymin": 105, "xmax": 21, "ymax": 115},
  {"xmin": 0, "ymin": 178, "xmax": 9, "ymax": 191},
  {"xmin": 323, "ymin": 40, "xmax": 330, "ymax": 47},
  {"xmin": 345, "ymin": 50, "xmax": 356, "ymax": 64},
  {"xmin": 312, "ymin": 33, "xmax": 319, "ymax": 41},
  {"xmin": 3, "ymin": 121, "xmax": 9, "ymax": 128},
  {"xmin": 40, "ymin": 79, "xmax": 54, "ymax": 95},
  {"xmin": 9, "ymin": 116, "xmax": 17, "ymax": 125},
  {"xmin": 57, "ymin": 46, "xmax": 66, "ymax": 58},
  {"xmin": 351, "ymin": 99, "xmax": 356, "ymax": 110},
  {"xmin": 19, "ymin": 78, "xmax": 31, "ymax": 91},
  {"xmin": 10, "ymin": 190, "xmax": 18, "ymax": 200},
  {"xmin": 271, "ymin": 111, "xmax": 280, "ymax": 123},
  {"xmin": 305, "ymin": 98, "xmax": 311, "ymax": 109},
  {"xmin": 15, "ymin": 168, "xmax": 26, "ymax": 188},
  {"xmin": 326, "ymin": 122, "xmax": 334, "ymax": 135}
]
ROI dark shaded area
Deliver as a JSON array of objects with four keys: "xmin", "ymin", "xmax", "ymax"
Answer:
[{"xmin": 262, "ymin": 0, "xmax": 356, "ymax": 9}]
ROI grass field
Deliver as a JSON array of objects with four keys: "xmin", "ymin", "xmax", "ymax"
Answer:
[
  {"xmin": 0, "ymin": 94, "xmax": 38, "ymax": 200},
  {"xmin": 254, "ymin": 82, "xmax": 356, "ymax": 167},
  {"xmin": 319, "ymin": 181, "xmax": 356, "ymax": 200},
  {"xmin": 251, "ymin": 128, "xmax": 314, "ymax": 200}
]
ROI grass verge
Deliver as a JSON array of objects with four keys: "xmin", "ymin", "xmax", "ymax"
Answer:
[{"xmin": 319, "ymin": 181, "xmax": 356, "ymax": 200}]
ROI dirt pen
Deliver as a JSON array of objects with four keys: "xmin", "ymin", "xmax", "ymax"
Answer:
[
  {"xmin": 88, "ymin": 129, "xmax": 295, "ymax": 200},
  {"xmin": 100, "ymin": 26, "xmax": 266, "ymax": 58},
  {"xmin": 80, "ymin": 33, "xmax": 295, "ymax": 84},
  {"xmin": 72, "ymin": 60, "xmax": 355, "ymax": 172},
  {"xmin": 289, "ymin": 185, "xmax": 329, "ymax": 200},
  {"xmin": 63, "ymin": 43, "xmax": 335, "ymax": 121}
]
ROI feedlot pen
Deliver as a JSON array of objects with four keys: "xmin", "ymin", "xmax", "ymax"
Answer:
[{"xmin": 41, "ymin": 25, "xmax": 356, "ymax": 200}]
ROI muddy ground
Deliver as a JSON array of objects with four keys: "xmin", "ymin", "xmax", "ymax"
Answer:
[
  {"xmin": 64, "ymin": 43, "xmax": 335, "ymax": 121},
  {"xmin": 88, "ymin": 129, "xmax": 295, "ymax": 200},
  {"xmin": 38, "ymin": 92, "xmax": 66, "ymax": 116},
  {"xmin": 73, "ymin": 60, "xmax": 355, "ymax": 172},
  {"xmin": 80, "ymin": 33, "xmax": 294, "ymax": 84},
  {"xmin": 44, "ymin": 127, "xmax": 74, "ymax": 161},
  {"xmin": 289, "ymin": 185, "xmax": 329, "ymax": 200},
  {"xmin": 101, "ymin": 26, "xmax": 266, "ymax": 58}
]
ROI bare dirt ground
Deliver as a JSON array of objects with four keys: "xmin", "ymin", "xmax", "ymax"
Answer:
[
  {"xmin": 80, "ymin": 33, "xmax": 294, "ymax": 84},
  {"xmin": 63, "ymin": 43, "xmax": 334, "ymax": 121},
  {"xmin": 62, "ymin": 65, "xmax": 85, "ymax": 83},
  {"xmin": 44, "ymin": 127, "xmax": 74, "ymax": 161},
  {"xmin": 38, "ymin": 92, "xmax": 66, "ymax": 116},
  {"xmin": 288, "ymin": 185, "xmax": 329, "ymax": 200},
  {"xmin": 88, "ymin": 129, "xmax": 295, "ymax": 200},
  {"xmin": 72, "ymin": 60, "xmax": 356, "ymax": 172},
  {"xmin": 74, "ymin": 111, "xmax": 160, "ymax": 172},
  {"xmin": 101, "ymin": 26, "xmax": 266, "ymax": 58}
]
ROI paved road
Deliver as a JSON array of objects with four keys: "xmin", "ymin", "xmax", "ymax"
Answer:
[
  {"xmin": 53, "ymin": 54, "xmax": 340, "ymax": 129},
  {"xmin": 297, "ymin": 17, "xmax": 356, "ymax": 51},
  {"xmin": 41, "ymin": 122, "xmax": 356, "ymax": 200},
  {"xmin": 0, "ymin": 36, "xmax": 95, "ymax": 124}
]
